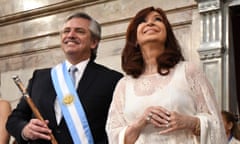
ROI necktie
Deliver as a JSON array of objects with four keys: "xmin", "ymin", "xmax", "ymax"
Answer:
[{"xmin": 69, "ymin": 66, "xmax": 78, "ymax": 87}]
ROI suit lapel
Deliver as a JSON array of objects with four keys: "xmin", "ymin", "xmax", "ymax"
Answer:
[{"xmin": 76, "ymin": 62, "xmax": 98, "ymax": 97}]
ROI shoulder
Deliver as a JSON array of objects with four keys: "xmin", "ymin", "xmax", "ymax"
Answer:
[
  {"xmin": 230, "ymin": 137, "xmax": 240, "ymax": 144},
  {"xmin": 27, "ymin": 68, "xmax": 52, "ymax": 84},
  {"xmin": 180, "ymin": 61, "xmax": 204, "ymax": 76},
  {"xmin": 111, "ymin": 76, "xmax": 129, "ymax": 96},
  {"xmin": 0, "ymin": 99, "xmax": 11, "ymax": 107},
  {"xmin": 0, "ymin": 100, "xmax": 11, "ymax": 113},
  {"xmin": 89, "ymin": 62, "xmax": 123, "ymax": 77},
  {"xmin": 115, "ymin": 75, "xmax": 133, "ymax": 87},
  {"xmin": 30, "ymin": 68, "xmax": 52, "ymax": 78},
  {"xmin": 33, "ymin": 68, "xmax": 51, "ymax": 74},
  {"xmin": 179, "ymin": 61, "xmax": 200, "ymax": 70}
]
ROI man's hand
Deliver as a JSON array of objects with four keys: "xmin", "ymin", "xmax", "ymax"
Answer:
[{"xmin": 22, "ymin": 119, "xmax": 52, "ymax": 141}]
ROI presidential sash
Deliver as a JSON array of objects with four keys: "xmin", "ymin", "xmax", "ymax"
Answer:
[{"xmin": 51, "ymin": 62, "xmax": 94, "ymax": 144}]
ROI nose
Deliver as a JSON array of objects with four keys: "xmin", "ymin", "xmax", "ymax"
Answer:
[
  {"xmin": 146, "ymin": 20, "xmax": 154, "ymax": 26},
  {"xmin": 67, "ymin": 29, "xmax": 76, "ymax": 38}
]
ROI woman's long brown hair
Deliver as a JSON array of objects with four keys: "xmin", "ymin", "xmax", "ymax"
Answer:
[{"xmin": 122, "ymin": 6, "xmax": 184, "ymax": 78}]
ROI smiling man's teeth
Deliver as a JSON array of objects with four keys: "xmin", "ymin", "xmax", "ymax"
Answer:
[{"xmin": 65, "ymin": 41, "xmax": 77, "ymax": 44}]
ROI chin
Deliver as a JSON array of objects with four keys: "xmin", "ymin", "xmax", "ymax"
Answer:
[{"xmin": 63, "ymin": 48, "xmax": 76, "ymax": 55}]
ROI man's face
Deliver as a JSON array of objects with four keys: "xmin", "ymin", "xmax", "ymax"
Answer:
[{"xmin": 61, "ymin": 17, "xmax": 97, "ymax": 61}]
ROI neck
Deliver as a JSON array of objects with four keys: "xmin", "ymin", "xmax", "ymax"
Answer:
[
  {"xmin": 141, "ymin": 42, "xmax": 164, "ymax": 58},
  {"xmin": 144, "ymin": 63, "xmax": 158, "ymax": 74},
  {"xmin": 67, "ymin": 56, "xmax": 89, "ymax": 65},
  {"xmin": 140, "ymin": 43, "xmax": 164, "ymax": 74}
]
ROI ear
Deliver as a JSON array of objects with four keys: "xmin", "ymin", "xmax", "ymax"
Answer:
[
  {"xmin": 90, "ymin": 39, "xmax": 99, "ymax": 49},
  {"xmin": 227, "ymin": 122, "xmax": 233, "ymax": 130}
]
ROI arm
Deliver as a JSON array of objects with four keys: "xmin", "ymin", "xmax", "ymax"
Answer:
[
  {"xmin": 0, "ymin": 100, "xmax": 11, "ymax": 144},
  {"xmin": 106, "ymin": 77, "xmax": 146, "ymax": 144},
  {"xmin": 6, "ymin": 70, "xmax": 52, "ymax": 144},
  {"xmin": 106, "ymin": 78, "xmax": 129, "ymax": 144},
  {"xmin": 185, "ymin": 62, "xmax": 227, "ymax": 144}
]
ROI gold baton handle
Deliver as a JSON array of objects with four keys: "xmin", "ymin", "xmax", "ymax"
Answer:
[{"xmin": 12, "ymin": 75, "xmax": 58, "ymax": 144}]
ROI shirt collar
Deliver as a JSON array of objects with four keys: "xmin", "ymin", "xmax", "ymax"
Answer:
[{"xmin": 65, "ymin": 59, "xmax": 90, "ymax": 73}]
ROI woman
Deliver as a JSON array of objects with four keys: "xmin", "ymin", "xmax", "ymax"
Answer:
[
  {"xmin": 221, "ymin": 110, "xmax": 240, "ymax": 144},
  {"xmin": 0, "ymin": 99, "xmax": 11, "ymax": 144},
  {"xmin": 106, "ymin": 6, "xmax": 227, "ymax": 144}
]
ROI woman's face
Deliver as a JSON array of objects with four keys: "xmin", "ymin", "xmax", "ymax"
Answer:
[
  {"xmin": 136, "ymin": 11, "xmax": 167, "ymax": 46},
  {"xmin": 222, "ymin": 115, "xmax": 233, "ymax": 135}
]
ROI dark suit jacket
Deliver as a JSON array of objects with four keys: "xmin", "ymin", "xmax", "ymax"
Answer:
[{"xmin": 6, "ymin": 61, "xmax": 123, "ymax": 144}]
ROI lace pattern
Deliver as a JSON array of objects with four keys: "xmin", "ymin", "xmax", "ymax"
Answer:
[
  {"xmin": 106, "ymin": 61, "xmax": 227, "ymax": 144},
  {"xmin": 133, "ymin": 71, "xmax": 173, "ymax": 96}
]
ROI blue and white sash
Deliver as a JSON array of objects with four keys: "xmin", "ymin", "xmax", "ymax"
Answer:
[{"xmin": 51, "ymin": 62, "xmax": 94, "ymax": 144}]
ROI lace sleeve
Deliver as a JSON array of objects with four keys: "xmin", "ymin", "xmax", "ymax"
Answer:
[
  {"xmin": 106, "ymin": 77, "xmax": 128, "ymax": 144},
  {"xmin": 185, "ymin": 62, "xmax": 227, "ymax": 144}
]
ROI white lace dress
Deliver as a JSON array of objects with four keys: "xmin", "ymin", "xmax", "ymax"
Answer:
[{"xmin": 106, "ymin": 61, "xmax": 227, "ymax": 144}]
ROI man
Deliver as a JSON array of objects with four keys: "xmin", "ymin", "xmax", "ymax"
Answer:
[{"xmin": 6, "ymin": 12, "xmax": 123, "ymax": 144}]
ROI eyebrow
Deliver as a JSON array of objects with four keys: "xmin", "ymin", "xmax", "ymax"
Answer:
[
  {"xmin": 62, "ymin": 27, "xmax": 88, "ymax": 31},
  {"xmin": 152, "ymin": 13, "xmax": 162, "ymax": 17}
]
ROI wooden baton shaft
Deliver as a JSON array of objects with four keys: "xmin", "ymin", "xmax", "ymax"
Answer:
[
  {"xmin": 12, "ymin": 76, "xmax": 58, "ymax": 144},
  {"xmin": 24, "ymin": 97, "xmax": 58, "ymax": 144}
]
